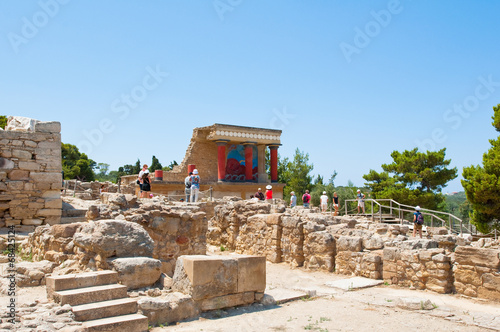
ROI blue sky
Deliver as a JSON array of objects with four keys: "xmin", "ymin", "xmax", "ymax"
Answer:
[{"xmin": 1, "ymin": 0, "xmax": 499, "ymax": 192}]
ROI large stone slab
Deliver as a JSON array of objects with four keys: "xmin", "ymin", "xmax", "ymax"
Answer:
[
  {"xmin": 455, "ymin": 246, "xmax": 500, "ymax": 269},
  {"xmin": 172, "ymin": 255, "xmax": 238, "ymax": 301},
  {"xmin": 237, "ymin": 255, "xmax": 266, "ymax": 293}
]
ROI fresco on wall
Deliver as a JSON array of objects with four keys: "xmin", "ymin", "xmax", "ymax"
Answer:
[{"xmin": 225, "ymin": 144, "xmax": 258, "ymax": 181}]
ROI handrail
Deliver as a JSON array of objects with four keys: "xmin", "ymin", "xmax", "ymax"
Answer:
[{"xmin": 344, "ymin": 198, "xmax": 477, "ymax": 236}]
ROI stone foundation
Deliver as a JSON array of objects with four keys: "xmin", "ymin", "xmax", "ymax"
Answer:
[{"xmin": 0, "ymin": 117, "xmax": 62, "ymax": 230}]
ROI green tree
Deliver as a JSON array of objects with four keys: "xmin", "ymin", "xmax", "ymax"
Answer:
[
  {"xmin": 462, "ymin": 104, "xmax": 500, "ymax": 233},
  {"xmin": 162, "ymin": 160, "xmax": 178, "ymax": 171},
  {"xmin": 61, "ymin": 143, "xmax": 96, "ymax": 181},
  {"xmin": 149, "ymin": 156, "xmax": 162, "ymax": 173},
  {"xmin": 0, "ymin": 115, "xmax": 7, "ymax": 129},
  {"xmin": 280, "ymin": 148, "xmax": 314, "ymax": 205},
  {"xmin": 363, "ymin": 148, "xmax": 457, "ymax": 211}
]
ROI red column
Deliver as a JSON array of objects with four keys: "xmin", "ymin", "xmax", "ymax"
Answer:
[
  {"xmin": 216, "ymin": 140, "xmax": 228, "ymax": 181},
  {"xmin": 244, "ymin": 143, "xmax": 253, "ymax": 181},
  {"xmin": 269, "ymin": 145, "xmax": 279, "ymax": 182}
]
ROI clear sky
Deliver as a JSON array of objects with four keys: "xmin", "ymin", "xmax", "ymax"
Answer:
[{"xmin": 1, "ymin": 0, "xmax": 499, "ymax": 192}]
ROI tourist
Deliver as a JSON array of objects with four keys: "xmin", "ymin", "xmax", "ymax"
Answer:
[
  {"xmin": 333, "ymin": 192, "xmax": 339, "ymax": 216},
  {"xmin": 265, "ymin": 185, "xmax": 273, "ymax": 201},
  {"xmin": 141, "ymin": 171, "xmax": 151, "ymax": 198},
  {"xmin": 320, "ymin": 191, "xmax": 328, "ymax": 213},
  {"xmin": 255, "ymin": 188, "xmax": 265, "ymax": 200},
  {"xmin": 356, "ymin": 189, "xmax": 365, "ymax": 214},
  {"xmin": 184, "ymin": 171, "xmax": 192, "ymax": 202},
  {"xmin": 138, "ymin": 164, "xmax": 149, "ymax": 192},
  {"xmin": 190, "ymin": 169, "xmax": 201, "ymax": 202},
  {"xmin": 250, "ymin": 195, "xmax": 259, "ymax": 202},
  {"xmin": 302, "ymin": 190, "xmax": 311, "ymax": 208},
  {"xmin": 413, "ymin": 206, "xmax": 423, "ymax": 238},
  {"xmin": 290, "ymin": 191, "xmax": 297, "ymax": 208}
]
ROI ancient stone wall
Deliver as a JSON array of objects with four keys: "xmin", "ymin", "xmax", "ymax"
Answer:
[
  {"xmin": 207, "ymin": 199, "xmax": 500, "ymax": 302},
  {"xmin": 0, "ymin": 118, "xmax": 62, "ymax": 231},
  {"xmin": 453, "ymin": 246, "xmax": 500, "ymax": 301}
]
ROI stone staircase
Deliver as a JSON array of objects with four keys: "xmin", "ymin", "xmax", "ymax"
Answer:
[
  {"xmin": 61, "ymin": 202, "xmax": 88, "ymax": 224},
  {"xmin": 46, "ymin": 270, "xmax": 148, "ymax": 332}
]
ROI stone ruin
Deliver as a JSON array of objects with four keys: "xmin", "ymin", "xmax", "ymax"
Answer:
[
  {"xmin": 0, "ymin": 116, "xmax": 62, "ymax": 231},
  {"xmin": 0, "ymin": 117, "xmax": 499, "ymax": 329}
]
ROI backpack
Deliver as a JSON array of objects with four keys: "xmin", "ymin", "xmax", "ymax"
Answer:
[
  {"xmin": 416, "ymin": 213, "xmax": 424, "ymax": 225},
  {"xmin": 185, "ymin": 181, "xmax": 191, "ymax": 189}
]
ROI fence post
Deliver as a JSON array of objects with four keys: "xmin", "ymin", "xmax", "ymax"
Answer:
[
  {"xmin": 371, "ymin": 200, "xmax": 374, "ymax": 221},
  {"xmin": 73, "ymin": 180, "xmax": 77, "ymax": 197},
  {"xmin": 210, "ymin": 186, "xmax": 213, "ymax": 201}
]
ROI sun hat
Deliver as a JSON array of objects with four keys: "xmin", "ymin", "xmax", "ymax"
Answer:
[
  {"xmin": 266, "ymin": 185, "xmax": 272, "ymax": 190},
  {"xmin": 415, "ymin": 206, "xmax": 421, "ymax": 211},
  {"xmin": 193, "ymin": 169, "xmax": 198, "ymax": 174},
  {"xmin": 323, "ymin": 191, "xmax": 327, "ymax": 194},
  {"xmin": 357, "ymin": 189, "xmax": 361, "ymax": 192},
  {"xmin": 258, "ymin": 188, "xmax": 262, "ymax": 191},
  {"xmin": 291, "ymin": 191, "xmax": 295, "ymax": 194}
]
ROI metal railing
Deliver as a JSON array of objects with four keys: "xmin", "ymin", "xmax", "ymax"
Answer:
[{"xmin": 344, "ymin": 198, "xmax": 477, "ymax": 236}]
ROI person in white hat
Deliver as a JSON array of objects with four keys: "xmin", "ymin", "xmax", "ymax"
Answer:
[
  {"xmin": 190, "ymin": 169, "xmax": 200, "ymax": 202},
  {"xmin": 290, "ymin": 191, "xmax": 297, "ymax": 208},
  {"xmin": 356, "ymin": 189, "xmax": 365, "ymax": 214},
  {"xmin": 320, "ymin": 191, "xmax": 329, "ymax": 213},
  {"xmin": 412, "ymin": 206, "xmax": 423, "ymax": 238},
  {"xmin": 265, "ymin": 185, "xmax": 273, "ymax": 200}
]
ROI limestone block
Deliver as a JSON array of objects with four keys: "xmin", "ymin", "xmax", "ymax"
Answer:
[
  {"xmin": 432, "ymin": 253, "xmax": 450, "ymax": 263},
  {"xmin": 44, "ymin": 216, "xmax": 61, "ymax": 225},
  {"xmin": 455, "ymin": 246, "xmax": 500, "ymax": 269},
  {"xmin": 10, "ymin": 207, "xmax": 35, "ymax": 219},
  {"xmin": 6, "ymin": 116, "xmax": 37, "ymax": 131},
  {"xmin": 37, "ymin": 209, "xmax": 61, "ymax": 216},
  {"xmin": 31, "ymin": 172, "xmax": 62, "ymax": 183},
  {"xmin": 482, "ymin": 273, "xmax": 500, "ymax": 291},
  {"xmin": 172, "ymin": 255, "xmax": 238, "ymax": 301},
  {"xmin": 200, "ymin": 292, "xmax": 254, "ymax": 311},
  {"xmin": 138, "ymin": 292, "xmax": 200, "ymax": 325},
  {"xmin": 337, "ymin": 236, "xmax": 363, "ymax": 252},
  {"xmin": 363, "ymin": 234, "xmax": 385, "ymax": 250},
  {"xmin": 108, "ymin": 257, "xmax": 162, "ymax": 290},
  {"xmin": 7, "ymin": 170, "xmax": 30, "ymax": 180},
  {"xmin": 51, "ymin": 223, "xmax": 82, "ymax": 238},
  {"xmin": 7, "ymin": 181, "xmax": 24, "ymax": 191},
  {"xmin": 237, "ymin": 255, "xmax": 266, "ymax": 293},
  {"xmin": 17, "ymin": 161, "xmax": 40, "ymax": 171},
  {"xmin": 45, "ymin": 199, "xmax": 62, "ymax": 209},
  {"xmin": 0, "ymin": 171, "xmax": 6, "ymax": 180},
  {"xmin": 0, "ymin": 157, "xmax": 15, "ymax": 170},
  {"xmin": 35, "ymin": 121, "xmax": 61, "ymax": 133},
  {"xmin": 28, "ymin": 202, "xmax": 45, "ymax": 209},
  {"xmin": 383, "ymin": 247, "xmax": 401, "ymax": 262},
  {"xmin": 42, "ymin": 190, "xmax": 61, "ymax": 199},
  {"xmin": 0, "ymin": 182, "xmax": 7, "ymax": 191},
  {"xmin": 11, "ymin": 149, "xmax": 32, "ymax": 160},
  {"xmin": 477, "ymin": 286, "xmax": 500, "ymax": 301},
  {"xmin": 266, "ymin": 213, "xmax": 282, "ymax": 225},
  {"xmin": 73, "ymin": 220, "xmax": 154, "ymax": 258},
  {"xmin": 454, "ymin": 268, "xmax": 482, "ymax": 287},
  {"xmin": 22, "ymin": 219, "xmax": 43, "ymax": 226}
]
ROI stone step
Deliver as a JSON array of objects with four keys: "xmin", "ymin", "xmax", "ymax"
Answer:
[
  {"xmin": 60, "ymin": 216, "xmax": 87, "ymax": 224},
  {"xmin": 47, "ymin": 271, "xmax": 118, "ymax": 299},
  {"xmin": 54, "ymin": 284, "xmax": 128, "ymax": 306},
  {"xmin": 82, "ymin": 313, "xmax": 148, "ymax": 332},
  {"xmin": 62, "ymin": 209, "xmax": 87, "ymax": 217},
  {"xmin": 72, "ymin": 298, "xmax": 138, "ymax": 321}
]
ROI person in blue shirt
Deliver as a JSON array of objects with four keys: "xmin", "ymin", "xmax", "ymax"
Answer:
[
  {"xmin": 190, "ymin": 169, "xmax": 201, "ymax": 202},
  {"xmin": 413, "ymin": 206, "xmax": 423, "ymax": 238}
]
